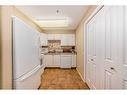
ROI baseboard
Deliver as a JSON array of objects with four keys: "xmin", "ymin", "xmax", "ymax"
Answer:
[
  {"xmin": 45, "ymin": 67, "xmax": 60, "ymax": 69},
  {"xmin": 76, "ymin": 68, "xmax": 86, "ymax": 83},
  {"xmin": 45, "ymin": 67, "xmax": 76, "ymax": 69}
]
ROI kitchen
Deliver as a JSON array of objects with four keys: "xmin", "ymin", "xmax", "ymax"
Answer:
[
  {"xmin": 1, "ymin": 5, "xmax": 90, "ymax": 89},
  {"xmin": 12, "ymin": 16, "xmax": 79, "ymax": 89},
  {"xmin": 1, "ymin": 5, "xmax": 127, "ymax": 90}
]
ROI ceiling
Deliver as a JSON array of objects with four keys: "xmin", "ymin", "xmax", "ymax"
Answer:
[{"xmin": 16, "ymin": 6, "xmax": 89, "ymax": 30}]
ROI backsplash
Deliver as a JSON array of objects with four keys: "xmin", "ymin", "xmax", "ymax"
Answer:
[
  {"xmin": 48, "ymin": 40, "xmax": 61, "ymax": 49},
  {"xmin": 41, "ymin": 40, "xmax": 75, "ymax": 53},
  {"xmin": 48, "ymin": 40, "xmax": 62, "ymax": 53}
]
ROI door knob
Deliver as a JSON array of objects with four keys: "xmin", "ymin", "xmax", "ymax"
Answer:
[{"xmin": 91, "ymin": 59, "xmax": 94, "ymax": 61}]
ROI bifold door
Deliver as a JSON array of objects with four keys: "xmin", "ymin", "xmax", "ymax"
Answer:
[
  {"xmin": 102, "ymin": 6, "xmax": 123, "ymax": 89},
  {"xmin": 86, "ymin": 6, "xmax": 127, "ymax": 89},
  {"xmin": 86, "ymin": 15, "xmax": 97, "ymax": 89}
]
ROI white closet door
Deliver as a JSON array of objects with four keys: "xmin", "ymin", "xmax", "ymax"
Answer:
[
  {"xmin": 96, "ymin": 7, "xmax": 107, "ymax": 89},
  {"xmin": 86, "ymin": 22, "xmax": 91, "ymax": 87},
  {"xmin": 102, "ymin": 6, "xmax": 123, "ymax": 89},
  {"xmin": 94, "ymin": 7, "xmax": 105, "ymax": 89},
  {"xmin": 87, "ymin": 17, "xmax": 97, "ymax": 89},
  {"xmin": 86, "ymin": 6, "xmax": 125, "ymax": 89}
]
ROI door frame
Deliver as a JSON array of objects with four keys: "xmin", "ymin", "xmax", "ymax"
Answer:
[{"xmin": 83, "ymin": 5, "xmax": 104, "ymax": 82}]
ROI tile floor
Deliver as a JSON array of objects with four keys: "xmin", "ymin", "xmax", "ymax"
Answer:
[{"xmin": 39, "ymin": 68, "xmax": 89, "ymax": 89}]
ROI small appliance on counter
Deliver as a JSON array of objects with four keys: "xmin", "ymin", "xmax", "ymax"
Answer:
[
  {"xmin": 55, "ymin": 48, "xmax": 63, "ymax": 53},
  {"xmin": 62, "ymin": 46, "xmax": 75, "ymax": 53}
]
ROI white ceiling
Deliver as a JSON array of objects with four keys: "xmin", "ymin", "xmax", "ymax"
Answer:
[{"xmin": 16, "ymin": 6, "xmax": 89, "ymax": 30}]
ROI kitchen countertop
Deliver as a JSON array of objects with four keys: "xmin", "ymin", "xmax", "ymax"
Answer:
[{"xmin": 42, "ymin": 52, "xmax": 77, "ymax": 55}]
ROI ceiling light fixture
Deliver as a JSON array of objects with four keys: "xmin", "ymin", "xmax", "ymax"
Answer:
[{"xmin": 35, "ymin": 19, "xmax": 69, "ymax": 28}]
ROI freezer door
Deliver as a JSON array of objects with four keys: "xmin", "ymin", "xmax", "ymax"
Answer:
[
  {"xmin": 13, "ymin": 65, "xmax": 41, "ymax": 89},
  {"xmin": 12, "ymin": 17, "xmax": 40, "ymax": 79}
]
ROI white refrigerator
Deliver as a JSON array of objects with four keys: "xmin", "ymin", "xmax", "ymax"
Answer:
[{"xmin": 12, "ymin": 17, "xmax": 41, "ymax": 89}]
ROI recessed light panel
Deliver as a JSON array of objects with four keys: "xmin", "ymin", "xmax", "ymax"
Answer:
[{"xmin": 35, "ymin": 19, "xmax": 69, "ymax": 28}]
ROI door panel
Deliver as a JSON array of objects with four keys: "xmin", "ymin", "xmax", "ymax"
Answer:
[
  {"xmin": 104, "ymin": 70, "xmax": 112, "ymax": 89},
  {"xmin": 54, "ymin": 55, "xmax": 60, "ymax": 67},
  {"xmin": 86, "ymin": 61, "xmax": 91, "ymax": 87},
  {"xmin": 90, "ymin": 63, "xmax": 96, "ymax": 89},
  {"xmin": 45, "ymin": 55, "xmax": 53, "ymax": 67},
  {"xmin": 103, "ymin": 6, "xmax": 123, "ymax": 89},
  {"xmin": 61, "ymin": 34, "xmax": 68, "ymax": 46},
  {"xmin": 105, "ymin": 10, "xmax": 111, "ymax": 60},
  {"xmin": 123, "ymin": 80, "xmax": 127, "ymax": 89},
  {"xmin": 86, "ymin": 16, "xmax": 97, "ymax": 89},
  {"xmin": 123, "ymin": 6, "xmax": 127, "ymax": 89}
]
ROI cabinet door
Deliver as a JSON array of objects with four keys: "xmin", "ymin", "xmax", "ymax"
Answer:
[
  {"xmin": 40, "ymin": 33, "xmax": 47, "ymax": 46},
  {"xmin": 61, "ymin": 34, "xmax": 68, "ymax": 46},
  {"xmin": 68, "ymin": 34, "xmax": 75, "ymax": 46},
  {"xmin": 72, "ymin": 55, "xmax": 76, "ymax": 67},
  {"xmin": 43, "ymin": 33, "xmax": 47, "ymax": 45},
  {"xmin": 40, "ymin": 33, "xmax": 45, "ymax": 46},
  {"xmin": 45, "ymin": 55, "xmax": 53, "ymax": 67},
  {"xmin": 54, "ymin": 55, "xmax": 60, "ymax": 67},
  {"xmin": 61, "ymin": 34, "xmax": 75, "ymax": 46},
  {"xmin": 47, "ymin": 34, "xmax": 54, "ymax": 40},
  {"xmin": 54, "ymin": 34, "xmax": 62, "ymax": 40}
]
